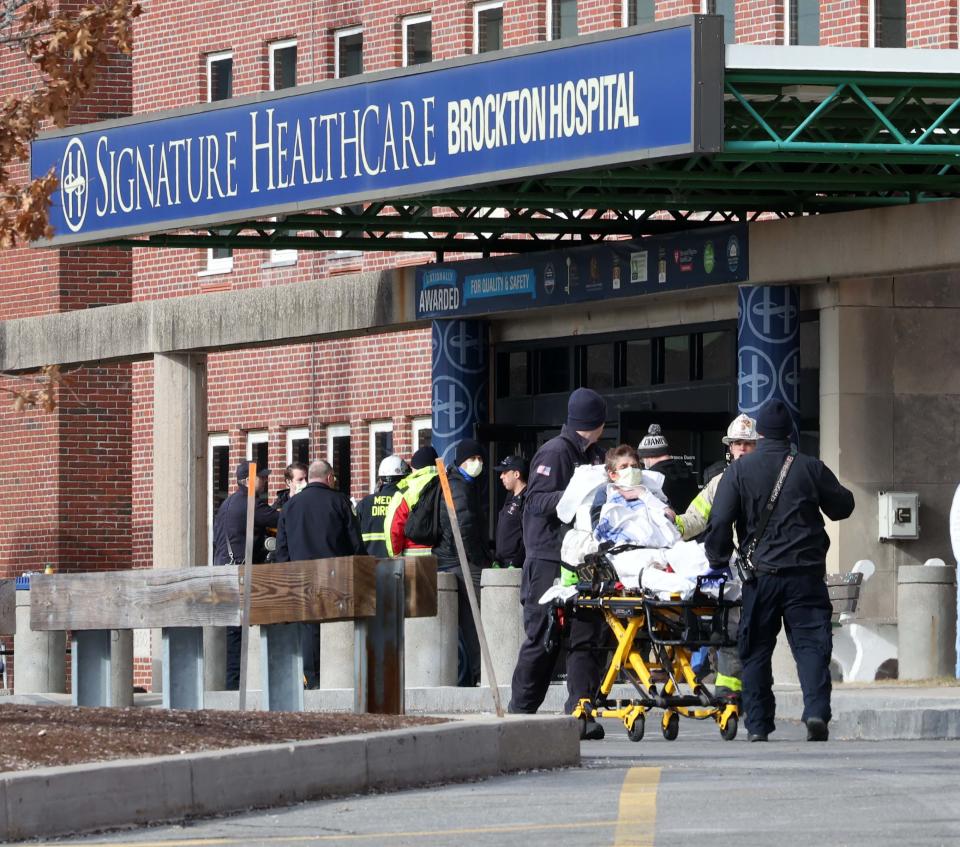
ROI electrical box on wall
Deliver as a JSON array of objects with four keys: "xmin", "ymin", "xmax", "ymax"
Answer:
[{"xmin": 878, "ymin": 491, "xmax": 920, "ymax": 541}]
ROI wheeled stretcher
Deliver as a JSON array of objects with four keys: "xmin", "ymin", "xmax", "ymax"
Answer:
[{"xmin": 548, "ymin": 545, "xmax": 742, "ymax": 742}]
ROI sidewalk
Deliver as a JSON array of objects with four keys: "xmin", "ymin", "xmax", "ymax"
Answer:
[{"xmin": 7, "ymin": 680, "xmax": 960, "ymax": 740}]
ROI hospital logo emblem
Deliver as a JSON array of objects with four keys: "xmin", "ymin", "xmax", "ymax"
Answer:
[{"xmin": 60, "ymin": 138, "xmax": 89, "ymax": 233}]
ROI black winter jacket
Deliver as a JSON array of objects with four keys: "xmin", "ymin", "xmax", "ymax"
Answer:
[
  {"xmin": 704, "ymin": 438, "xmax": 855, "ymax": 571},
  {"xmin": 211, "ymin": 488, "xmax": 279, "ymax": 565},
  {"xmin": 648, "ymin": 457, "xmax": 699, "ymax": 513},
  {"xmin": 522, "ymin": 425, "xmax": 605, "ymax": 563},
  {"xmin": 434, "ymin": 468, "xmax": 492, "ymax": 571},
  {"xmin": 275, "ymin": 482, "xmax": 364, "ymax": 562}
]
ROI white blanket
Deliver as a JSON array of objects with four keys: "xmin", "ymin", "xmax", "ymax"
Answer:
[{"xmin": 595, "ymin": 490, "xmax": 681, "ymax": 549}]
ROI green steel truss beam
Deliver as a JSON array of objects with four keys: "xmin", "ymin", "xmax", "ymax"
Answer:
[{"xmin": 105, "ymin": 68, "xmax": 960, "ymax": 254}]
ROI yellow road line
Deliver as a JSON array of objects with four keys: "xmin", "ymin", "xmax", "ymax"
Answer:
[
  {"xmin": 613, "ymin": 766, "xmax": 661, "ymax": 847},
  {"xmin": 37, "ymin": 818, "xmax": 624, "ymax": 847}
]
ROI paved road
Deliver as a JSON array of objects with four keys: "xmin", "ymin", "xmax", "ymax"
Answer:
[{"xmin": 45, "ymin": 719, "xmax": 960, "ymax": 847}]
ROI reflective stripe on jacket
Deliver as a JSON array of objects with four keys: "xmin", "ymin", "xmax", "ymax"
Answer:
[{"xmin": 676, "ymin": 473, "xmax": 722, "ymax": 540}]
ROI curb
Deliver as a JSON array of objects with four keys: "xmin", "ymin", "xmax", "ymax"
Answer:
[
  {"xmin": 0, "ymin": 715, "xmax": 580, "ymax": 843},
  {"xmin": 772, "ymin": 687, "xmax": 960, "ymax": 740}
]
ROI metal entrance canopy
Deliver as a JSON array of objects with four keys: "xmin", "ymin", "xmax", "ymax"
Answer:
[{"xmin": 33, "ymin": 22, "xmax": 960, "ymax": 256}]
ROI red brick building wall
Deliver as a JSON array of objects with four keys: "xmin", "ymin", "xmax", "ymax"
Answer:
[
  {"xmin": 737, "ymin": 0, "xmax": 785, "ymax": 43},
  {"xmin": 909, "ymin": 0, "xmax": 959, "ymax": 47},
  {"xmin": 821, "ymin": 0, "xmax": 870, "ymax": 45}
]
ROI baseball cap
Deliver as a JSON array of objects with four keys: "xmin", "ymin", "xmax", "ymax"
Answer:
[
  {"xmin": 494, "ymin": 455, "xmax": 529, "ymax": 475},
  {"xmin": 236, "ymin": 460, "xmax": 271, "ymax": 481}
]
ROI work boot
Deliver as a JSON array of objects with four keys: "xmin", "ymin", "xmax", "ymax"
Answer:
[
  {"xmin": 713, "ymin": 685, "xmax": 741, "ymax": 707},
  {"xmin": 580, "ymin": 718, "xmax": 605, "ymax": 741},
  {"xmin": 805, "ymin": 717, "xmax": 829, "ymax": 742}
]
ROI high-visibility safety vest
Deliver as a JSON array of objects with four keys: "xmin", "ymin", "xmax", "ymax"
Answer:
[
  {"xmin": 356, "ymin": 482, "xmax": 400, "ymax": 559},
  {"xmin": 384, "ymin": 465, "xmax": 439, "ymax": 558}
]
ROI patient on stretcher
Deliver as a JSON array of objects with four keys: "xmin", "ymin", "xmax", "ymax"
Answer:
[{"xmin": 556, "ymin": 459, "xmax": 739, "ymax": 603}]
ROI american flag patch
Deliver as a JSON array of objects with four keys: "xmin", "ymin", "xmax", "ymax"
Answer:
[{"xmin": 536, "ymin": 464, "xmax": 551, "ymax": 477}]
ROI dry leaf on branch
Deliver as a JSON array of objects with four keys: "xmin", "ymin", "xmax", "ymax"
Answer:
[{"xmin": 0, "ymin": 0, "xmax": 143, "ymax": 247}]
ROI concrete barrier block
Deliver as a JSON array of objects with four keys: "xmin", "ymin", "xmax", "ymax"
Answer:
[
  {"xmin": 497, "ymin": 716, "xmax": 580, "ymax": 772},
  {"xmin": 0, "ymin": 779, "xmax": 8, "ymax": 843},
  {"xmin": 188, "ymin": 744, "xmax": 302, "ymax": 814},
  {"xmin": 2, "ymin": 757, "xmax": 192, "ymax": 841},
  {"xmin": 319, "ymin": 621, "xmax": 355, "ymax": 689},
  {"xmin": 366, "ymin": 722, "xmax": 498, "ymax": 790},
  {"xmin": 480, "ymin": 568, "xmax": 523, "ymax": 689},
  {"xmin": 405, "ymin": 572, "xmax": 458, "ymax": 687},
  {"xmin": 287, "ymin": 736, "xmax": 369, "ymax": 799}
]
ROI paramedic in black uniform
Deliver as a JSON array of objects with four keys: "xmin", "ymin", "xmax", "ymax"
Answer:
[
  {"xmin": 493, "ymin": 455, "xmax": 528, "ymax": 568},
  {"xmin": 704, "ymin": 400, "xmax": 854, "ymax": 743},
  {"xmin": 507, "ymin": 388, "xmax": 607, "ymax": 739}
]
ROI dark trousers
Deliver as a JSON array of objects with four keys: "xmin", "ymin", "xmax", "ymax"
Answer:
[
  {"xmin": 439, "ymin": 563, "xmax": 482, "ymax": 687},
  {"xmin": 739, "ymin": 566, "xmax": 833, "ymax": 736},
  {"xmin": 226, "ymin": 626, "xmax": 241, "ymax": 690},
  {"xmin": 509, "ymin": 558, "xmax": 602, "ymax": 714},
  {"xmin": 227, "ymin": 624, "xmax": 319, "ymax": 690},
  {"xmin": 302, "ymin": 623, "xmax": 321, "ymax": 688}
]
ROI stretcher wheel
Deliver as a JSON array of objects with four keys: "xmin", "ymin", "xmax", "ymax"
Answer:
[
  {"xmin": 720, "ymin": 714, "xmax": 738, "ymax": 741},
  {"xmin": 626, "ymin": 714, "xmax": 645, "ymax": 743},
  {"xmin": 662, "ymin": 712, "xmax": 679, "ymax": 741}
]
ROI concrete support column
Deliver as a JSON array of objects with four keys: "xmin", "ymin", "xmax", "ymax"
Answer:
[
  {"xmin": 737, "ymin": 285, "xmax": 801, "ymax": 434},
  {"xmin": 13, "ymin": 588, "xmax": 65, "ymax": 694},
  {"xmin": 203, "ymin": 627, "xmax": 226, "ymax": 691},
  {"xmin": 431, "ymin": 320, "xmax": 489, "ymax": 466},
  {"xmin": 151, "ymin": 353, "xmax": 208, "ymax": 690},
  {"xmin": 405, "ymin": 571, "xmax": 459, "ymax": 687},
  {"xmin": 897, "ymin": 562, "xmax": 957, "ymax": 680},
  {"xmin": 480, "ymin": 568, "xmax": 524, "ymax": 688}
]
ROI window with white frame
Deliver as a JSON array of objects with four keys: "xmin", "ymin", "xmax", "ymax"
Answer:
[
  {"xmin": 205, "ymin": 52, "xmax": 234, "ymax": 274},
  {"xmin": 368, "ymin": 421, "xmax": 394, "ymax": 492},
  {"xmin": 474, "ymin": 1, "xmax": 503, "ymax": 53},
  {"xmin": 335, "ymin": 27, "xmax": 363, "ymax": 78},
  {"xmin": 548, "ymin": 0, "xmax": 577, "ymax": 40},
  {"xmin": 207, "ymin": 434, "xmax": 230, "ymax": 564},
  {"xmin": 623, "ymin": 0, "xmax": 655, "ymax": 27},
  {"xmin": 872, "ymin": 0, "xmax": 905, "ymax": 47},
  {"xmin": 403, "ymin": 14, "xmax": 432, "ymax": 66},
  {"xmin": 246, "ymin": 430, "xmax": 269, "ymax": 475},
  {"xmin": 786, "ymin": 0, "xmax": 820, "ymax": 45},
  {"xmin": 412, "ymin": 416, "xmax": 432, "ymax": 453},
  {"xmin": 268, "ymin": 40, "xmax": 299, "ymax": 265},
  {"xmin": 326, "ymin": 424, "xmax": 352, "ymax": 496},
  {"xmin": 270, "ymin": 39, "xmax": 297, "ymax": 90},
  {"xmin": 286, "ymin": 427, "xmax": 310, "ymax": 466},
  {"xmin": 704, "ymin": 0, "xmax": 736, "ymax": 44}
]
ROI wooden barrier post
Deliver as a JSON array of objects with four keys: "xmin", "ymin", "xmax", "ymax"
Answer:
[
  {"xmin": 237, "ymin": 462, "xmax": 257, "ymax": 711},
  {"xmin": 435, "ymin": 460, "xmax": 504, "ymax": 717}
]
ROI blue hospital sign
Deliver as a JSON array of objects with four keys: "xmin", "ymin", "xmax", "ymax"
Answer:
[{"xmin": 31, "ymin": 17, "xmax": 723, "ymax": 245}]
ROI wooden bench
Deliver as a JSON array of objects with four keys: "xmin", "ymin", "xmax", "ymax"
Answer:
[
  {"xmin": 28, "ymin": 556, "xmax": 437, "ymax": 713},
  {"xmin": 826, "ymin": 571, "xmax": 864, "ymax": 626}
]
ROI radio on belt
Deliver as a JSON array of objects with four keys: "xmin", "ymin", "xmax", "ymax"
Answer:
[{"xmin": 878, "ymin": 491, "xmax": 920, "ymax": 541}]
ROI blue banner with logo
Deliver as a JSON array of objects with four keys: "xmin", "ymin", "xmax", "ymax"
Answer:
[
  {"xmin": 415, "ymin": 224, "xmax": 748, "ymax": 319},
  {"xmin": 737, "ymin": 285, "xmax": 801, "ymax": 432},
  {"xmin": 431, "ymin": 320, "xmax": 489, "ymax": 467},
  {"xmin": 31, "ymin": 19, "xmax": 721, "ymax": 246}
]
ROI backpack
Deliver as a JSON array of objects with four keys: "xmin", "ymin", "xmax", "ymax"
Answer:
[{"xmin": 404, "ymin": 476, "xmax": 442, "ymax": 546}]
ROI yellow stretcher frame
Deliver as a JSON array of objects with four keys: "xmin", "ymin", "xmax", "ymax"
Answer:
[{"xmin": 567, "ymin": 594, "xmax": 740, "ymax": 742}]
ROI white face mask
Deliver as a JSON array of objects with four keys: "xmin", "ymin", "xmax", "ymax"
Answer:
[
  {"xmin": 462, "ymin": 458, "xmax": 483, "ymax": 478},
  {"xmin": 614, "ymin": 466, "xmax": 645, "ymax": 488}
]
